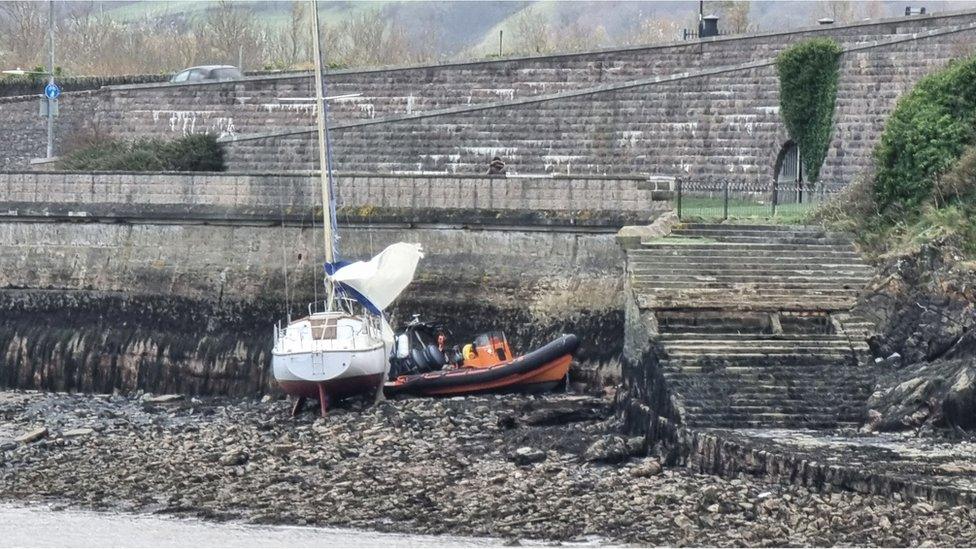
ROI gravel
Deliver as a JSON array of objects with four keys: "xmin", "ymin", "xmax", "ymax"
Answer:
[{"xmin": 1, "ymin": 390, "xmax": 975, "ymax": 546}]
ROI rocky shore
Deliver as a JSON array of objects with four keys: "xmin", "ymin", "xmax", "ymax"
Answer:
[{"xmin": 2, "ymin": 390, "xmax": 976, "ymax": 546}]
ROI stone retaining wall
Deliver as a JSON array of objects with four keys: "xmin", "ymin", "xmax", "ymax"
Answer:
[
  {"xmin": 1, "ymin": 11, "xmax": 975, "ymax": 184},
  {"xmin": 223, "ymin": 24, "xmax": 976, "ymax": 187},
  {"xmin": 0, "ymin": 170, "xmax": 648, "ymax": 395}
]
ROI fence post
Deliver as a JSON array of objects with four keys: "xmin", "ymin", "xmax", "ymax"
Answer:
[
  {"xmin": 676, "ymin": 177, "xmax": 683, "ymax": 219},
  {"xmin": 723, "ymin": 179, "xmax": 729, "ymax": 221},
  {"xmin": 771, "ymin": 178, "xmax": 778, "ymax": 218}
]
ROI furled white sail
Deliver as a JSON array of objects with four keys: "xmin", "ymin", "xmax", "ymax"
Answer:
[{"xmin": 329, "ymin": 242, "xmax": 424, "ymax": 312}]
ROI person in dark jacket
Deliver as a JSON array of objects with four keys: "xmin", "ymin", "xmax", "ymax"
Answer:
[{"xmin": 487, "ymin": 156, "xmax": 506, "ymax": 175}]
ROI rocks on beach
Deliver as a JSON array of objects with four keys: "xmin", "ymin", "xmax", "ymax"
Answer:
[
  {"xmin": 0, "ymin": 390, "xmax": 974, "ymax": 546},
  {"xmin": 14, "ymin": 427, "xmax": 48, "ymax": 444}
]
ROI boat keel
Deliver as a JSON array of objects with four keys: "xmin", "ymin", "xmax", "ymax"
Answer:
[{"xmin": 317, "ymin": 383, "xmax": 330, "ymax": 417}]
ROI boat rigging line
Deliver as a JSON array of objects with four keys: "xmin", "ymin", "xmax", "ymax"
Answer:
[{"xmin": 277, "ymin": 175, "xmax": 292, "ymax": 320}]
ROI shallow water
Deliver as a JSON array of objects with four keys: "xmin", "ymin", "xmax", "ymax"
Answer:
[{"xmin": 0, "ymin": 504, "xmax": 499, "ymax": 548}]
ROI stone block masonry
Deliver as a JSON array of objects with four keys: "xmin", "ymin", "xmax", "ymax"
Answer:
[
  {"xmin": 0, "ymin": 171, "xmax": 669, "ymax": 222},
  {"xmin": 221, "ymin": 18, "xmax": 976, "ymax": 188},
  {"xmin": 2, "ymin": 10, "xmax": 976, "ymax": 186}
]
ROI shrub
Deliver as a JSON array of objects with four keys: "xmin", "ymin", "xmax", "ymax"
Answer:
[
  {"xmin": 158, "ymin": 133, "xmax": 226, "ymax": 172},
  {"xmin": 933, "ymin": 144, "xmax": 976, "ymax": 206},
  {"xmin": 57, "ymin": 134, "xmax": 225, "ymax": 172},
  {"xmin": 776, "ymin": 38, "xmax": 843, "ymax": 183},
  {"xmin": 873, "ymin": 55, "xmax": 976, "ymax": 213}
]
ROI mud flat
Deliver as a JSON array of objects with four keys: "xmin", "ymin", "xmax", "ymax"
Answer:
[
  {"xmin": 1, "ymin": 390, "xmax": 975, "ymax": 546},
  {"xmin": 0, "ymin": 503, "xmax": 500, "ymax": 548}
]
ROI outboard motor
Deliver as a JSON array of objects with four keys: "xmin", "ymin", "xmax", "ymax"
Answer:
[{"xmin": 388, "ymin": 316, "xmax": 459, "ymax": 380}]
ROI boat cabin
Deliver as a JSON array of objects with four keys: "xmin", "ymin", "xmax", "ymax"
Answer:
[{"xmin": 464, "ymin": 331, "xmax": 514, "ymax": 368}]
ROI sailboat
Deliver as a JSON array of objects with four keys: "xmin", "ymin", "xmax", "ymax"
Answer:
[{"xmin": 271, "ymin": 0, "xmax": 422, "ymax": 416}]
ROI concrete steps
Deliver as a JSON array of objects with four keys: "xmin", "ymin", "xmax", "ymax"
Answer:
[{"xmin": 629, "ymin": 223, "xmax": 879, "ymax": 430}]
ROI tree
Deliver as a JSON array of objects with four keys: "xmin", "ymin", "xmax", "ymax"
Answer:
[
  {"xmin": 510, "ymin": 9, "xmax": 554, "ymax": 55},
  {"xmin": 284, "ymin": 1, "xmax": 311, "ymax": 67},
  {"xmin": 709, "ymin": 1, "xmax": 753, "ymax": 34},
  {"xmin": 555, "ymin": 20, "xmax": 607, "ymax": 52},
  {"xmin": 820, "ymin": 0, "xmax": 855, "ymax": 23},
  {"xmin": 199, "ymin": 1, "xmax": 264, "ymax": 69},
  {"xmin": 0, "ymin": 1, "xmax": 47, "ymax": 69},
  {"xmin": 625, "ymin": 16, "xmax": 682, "ymax": 46}
]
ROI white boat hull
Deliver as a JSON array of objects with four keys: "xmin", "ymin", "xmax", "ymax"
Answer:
[
  {"xmin": 272, "ymin": 346, "xmax": 387, "ymax": 385},
  {"xmin": 271, "ymin": 311, "xmax": 388, "ymax": 410}
]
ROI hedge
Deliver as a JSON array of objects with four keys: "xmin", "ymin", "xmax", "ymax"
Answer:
[
  {"xmin": 57, "ymin": 134, "xmax": 225, "ymax": 172},
  {"xmin": 776, "ymin": 38, "xmax": 843, "ymax": 183}
]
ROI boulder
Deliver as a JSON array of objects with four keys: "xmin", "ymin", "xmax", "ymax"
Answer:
[
  {"xmin": 219, "ymin": 450, "xmax": 249, "ymax": 466},
  {"xmin": 867, "ymin": 358, "xmax": 975, "ymax": 431},
  {"xmin": 511, "ymin": 447, "xmax": 546, "ymax": 466},
  {"xmin": 147, "ymin": 394, "xmax": 184, "ymax": 404},
  {"xmin": 631, "ymin": 458, "xmax": 663, "ymax": 477},
  {"xmin": 15, "ymin": 427, "xmax": 48, "ymax": 444},
  {"xmin": 62, "ymin": 428, "xmax": 94, "ymax": 438},
  {"xmin": 583, "ymin": 435, "xmax": 630, "ymax": 464},
  {"xmin": 943, "ymin": 365, "xmax": 976, "ymax": 429},
  {"xmin": 522, "ymin": 405, "xmax": 609, "ymax": 427}
]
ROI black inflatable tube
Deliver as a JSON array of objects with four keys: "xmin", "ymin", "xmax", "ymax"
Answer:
[{"xmin": 386, "ymin": 334, "xmax": 579, "ymax": 395}]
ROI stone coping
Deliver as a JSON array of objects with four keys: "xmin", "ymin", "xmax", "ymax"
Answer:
[
  {"xmin": 0, "ymin": 204, "xmax": 660, "ymax": 231},
  {"xmin": 0, "ymin": 170, "xmax": 658, "ymax": 181},
  {"xmin": 683, "ymin": 428, "xmax": 976, "ymax": 506}
]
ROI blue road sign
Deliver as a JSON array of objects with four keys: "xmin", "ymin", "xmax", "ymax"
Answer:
[{"xmin": 44, "ymin": 82, "xmax": 61, "ymax": 100}]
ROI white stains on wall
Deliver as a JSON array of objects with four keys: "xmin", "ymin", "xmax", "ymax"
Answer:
[
  {"xmin": 146, "ymin": 110, "xmax": 235, "ymax": 137},
  {"xmin": 468, "ymin": 88, "xmax": 516, "ymax": 101},
  {"xmin": 260, "ymin": 102, "xmax": 316, "ymax": 115},
  {"xmin": 462, "ymin": 146, "xmax": 519, "ymax": 157},
  {"xmin": 617, "ymin": 130, "xmax": 643, "ymax": 148},
  {"xmin": 543, "ymin": 155, "xmax": 585, "ymax": 173},
  {"xmin": 333, "ymin": 95, "xmax": 376, "ymax": 118},
  {"xmin": 212, "ymin": 117, "xmax": 237, "ymax": 138},
  {"xmin": 492, "ymin": 88, "xmax": 516, "ymax": 100},
  {"xmin": 358, "ymin": 103, "xmax": 376, "ymax": 118},
  {"xmin": 406, "ymin": 95, "xmax": 414, "ymax": 114},
  {"xmin": 755, "ymin": 106, "xmax": 780, "ymax": 115},
  {"xmin": 165, "ymin": 111, "xmax": 201, "ymax": 134}
]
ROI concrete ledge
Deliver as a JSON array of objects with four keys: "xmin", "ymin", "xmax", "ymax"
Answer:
[
  {"xmin": 682, "ymin": 428, "xmax": 976, "ymax": 506},
  {"xmin": 0, "ymin": 203, "xmax": 658, "ymax": 232}
]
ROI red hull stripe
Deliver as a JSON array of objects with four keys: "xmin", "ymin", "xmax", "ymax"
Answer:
[{"xmin": 277, "ymin": 373, "xmax": 384, "ymax": 399}]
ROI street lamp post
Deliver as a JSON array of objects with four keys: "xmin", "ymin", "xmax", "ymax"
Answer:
[
  {"xmin": 1, "ymin": 0, "xmax": 57, "ymax": 162},
  {"xmin": 46, "ymin": 0, "xmax": 55, "ymax": 159}
]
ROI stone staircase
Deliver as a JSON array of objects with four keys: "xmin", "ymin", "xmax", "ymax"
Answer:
[{"xmin": 627, "ymin": 223, "xmax": 877, "ymax": 429}]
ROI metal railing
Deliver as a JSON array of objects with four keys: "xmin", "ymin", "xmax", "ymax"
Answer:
[{"xmin": 675, "ymin": 178, "xmax": 837, "ymax": 222}]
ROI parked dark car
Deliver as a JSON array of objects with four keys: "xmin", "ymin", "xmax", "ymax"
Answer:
[{"xmin": 169, "ymin": 65, "xmax": 243, "ymax": 83}]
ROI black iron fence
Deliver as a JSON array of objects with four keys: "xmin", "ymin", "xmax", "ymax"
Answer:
[{"xmin": 675, "ymin": 178, "xmax": 838, "ymax": 222}]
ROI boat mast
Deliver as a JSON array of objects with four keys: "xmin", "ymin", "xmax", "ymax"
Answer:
[
  {"xmin": 310, "ymin": 0, "xmax": 336, "ymax": 308},
  {"xmin": 311, "ymin": 0, "xmax": 334, "ymax": 265}
]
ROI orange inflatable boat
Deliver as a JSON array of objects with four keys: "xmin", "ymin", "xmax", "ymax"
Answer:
[{"xmin": 384, "ymin": 322, "xmax": 578, "ymax": 397}]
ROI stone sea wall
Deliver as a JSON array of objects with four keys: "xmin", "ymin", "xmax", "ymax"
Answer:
[{"xmin": 0, "ymin": 172, "xmax": 659, "ymax": 395}]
